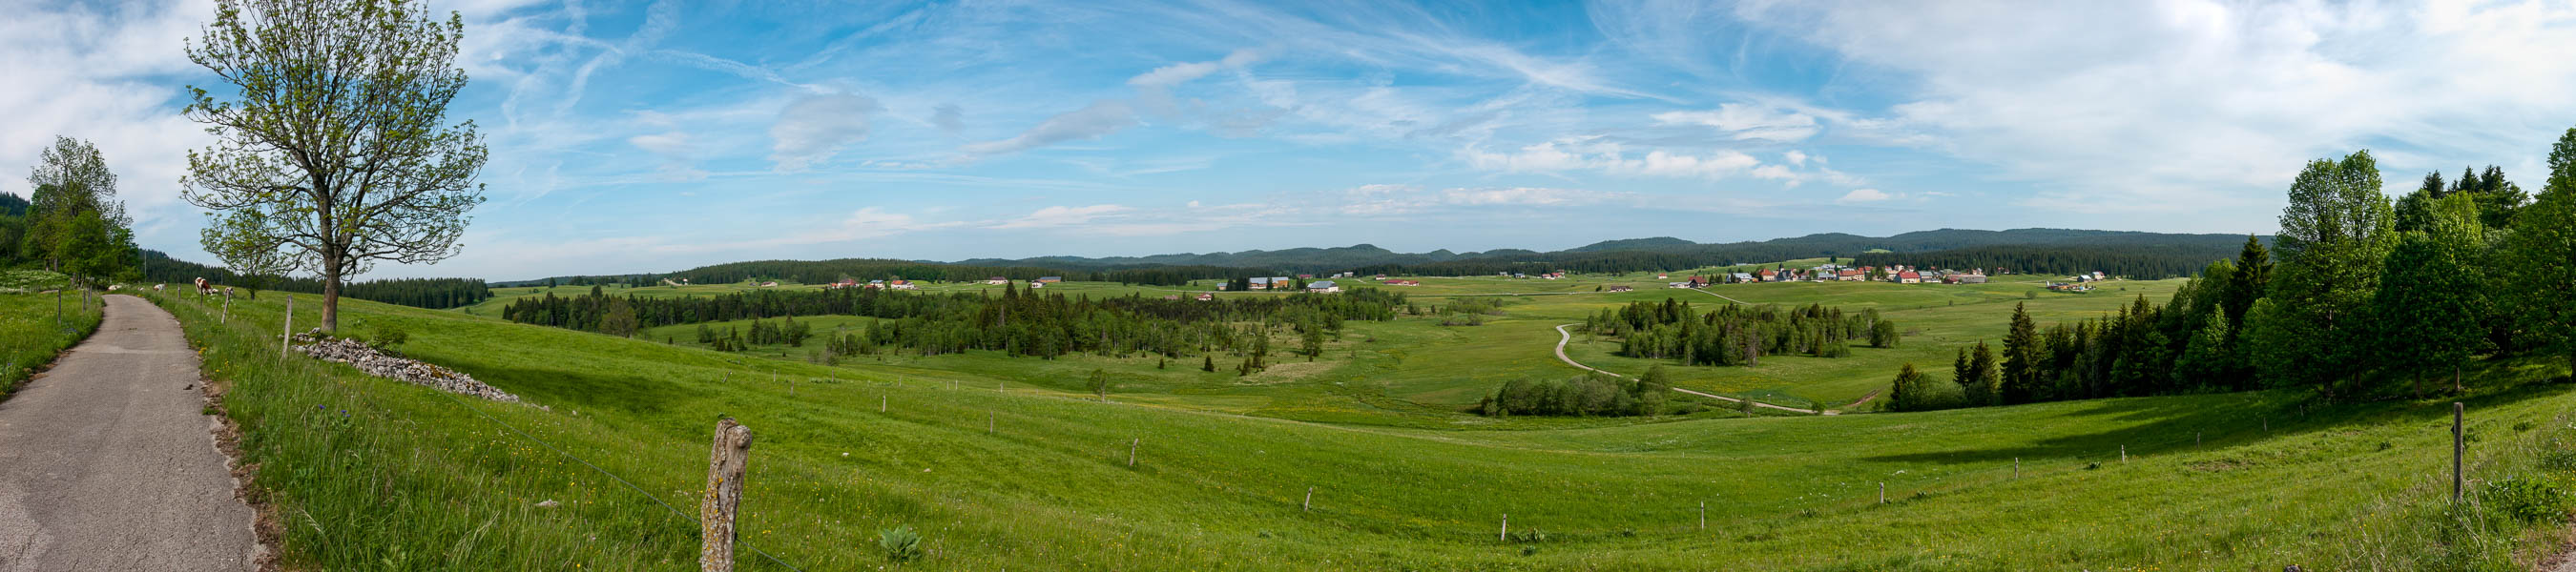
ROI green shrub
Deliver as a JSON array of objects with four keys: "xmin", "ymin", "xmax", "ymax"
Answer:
[
  {"xmin": 2478, "ymin": 476, "xmax": 2572, "ymax": 524},
  {"xmin": 878, "ymin": 524, "xmax": 924, "ymax": 562},
  {"xmin": 366, "ymin": 323, "xmax": 408, "ymax": 352}
]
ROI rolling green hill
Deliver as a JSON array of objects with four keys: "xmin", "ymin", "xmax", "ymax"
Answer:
[{"xmin": 143, "ymin": 270, "xmax": 2576, "ymax": 570}]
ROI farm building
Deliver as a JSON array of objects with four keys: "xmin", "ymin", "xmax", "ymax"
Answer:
[
  {"xmin": 1608, "ymin": 285, "xmax": 1633, "ymax": 292},
  {"xmin": 986, "ymin": 276, "xmax": 1008, "ymax": 285},
  {"xmin": 1896, "ymin": 271, "xmax": 1922, "ymax": 284},
  {"xmin": 1307, "ymin": 280, "xmax": 1340, "ymax": 293},
  {"xmin": 1035, "ymin": 276, "xmax": 1064, "ymax": 283}
]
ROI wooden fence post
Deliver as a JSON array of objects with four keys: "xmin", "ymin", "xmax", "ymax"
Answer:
[
  {"xmin": 2453, "ymin": 401, "xmax": 2464, "ymax": 503},
  {"xmin": 1303, "ymin": 486, "xmax": 1314, "ymax": 513},
  {"xmin": 1128, "ymin": 438, "xmax": 1139, "ymax": 467},
  {"xmin": 700, "ymin": 418, "xmax": 753, "ymax": 572},
  {"xmin": 280, "ymin": 295, "xmax": 294, "ymax": 358},
  {"xmin": 1879, "ymin": 482, "xmax": 1885, "ymax": 504},
  {"xmin": 2121, "ymin": 445, "xmax": 2127, "ymax": 463},
  {"xmin": 1698, "ymin": 500, "xmax": 1706, "ymax": 530},
  {"xmin": 1500, "ymin": 514, "xmax": 1507, "ymax": 541},
  {"xmin": 2013, "ymin": 458, "xmax": 2020, "ymax": 480}
]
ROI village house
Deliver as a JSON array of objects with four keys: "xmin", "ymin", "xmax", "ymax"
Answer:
[
  {"xmin": 1607, "ymin": 285, "xmax": 1633, "ymax": 293},
  {"xmin": 1688, "ymin": 276, "xmax": 1711, "ymax": 287},
  {"xmin": 889, "ymin": 279, "xmax": 919, "ymax": 291},
  {"xmin": 1196, "ymin": 293, "xmax": 1215, "ymax": 301},
  {"xmin": 1035, "ymin": 276, "xmax": 1064, "ymax": 283},
  {"xmin": 1896, "ymin": 271, "xmax": 1922, "ymax": 284},
  {"xmin": 1731, "ymin": 272, "xmax": 1756, "ymax": 283},
  {"xmin": 1837, "ymin": 269, "xmax": 1863, "ymax": 281},
  {"xmin": 1297, "ymin": 274, "xmax": 1315, "ymax": 279},
  {"xmin": 1307, "ymin": 280, "xmax": 1340, "ymax": 293},
  {"xmin": 758, "ymin": 281, "xmax": 779, "ymax": 288},
  {"xmin": 986, "ymin": 276, "xmax": 1008, "ymax": 285},
  {"xmin": 1667, "ymin": 281, "xmax": 1693, "ymax": 289},
  {"xmin": 1758, "ymin": 269, "xmax": 1782, "ymax": 282},
  {"xmin": 1381, "ymin": 279, "xmax": 1421, "ymax": 286}
]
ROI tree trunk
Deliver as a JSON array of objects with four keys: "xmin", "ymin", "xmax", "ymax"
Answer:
[{"xmin": 321, "ymin": 256, "xmax": 343, "ymax": 333}]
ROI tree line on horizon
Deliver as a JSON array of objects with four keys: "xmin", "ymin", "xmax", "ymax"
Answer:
[
  {"xmin": 502, "ymin": 282, "xmax": 1406, "ymax": 367},
  {"xmin": 1891, "ymin": 128, "xmax": 2576, "ymax": 411}
]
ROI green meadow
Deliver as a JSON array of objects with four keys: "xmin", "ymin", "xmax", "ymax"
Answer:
[
  {"xmin": 140, "ymin": 267, "xmax": 2576, "ymax": 570},
  {"xmin": 1, "ymin": 271, "xmax": 103, "ymax": 398}
]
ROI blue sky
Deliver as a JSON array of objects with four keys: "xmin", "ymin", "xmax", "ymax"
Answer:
[{"xmin": 9, "ymin": 0, "xmax": 2576, "ymax": 280}]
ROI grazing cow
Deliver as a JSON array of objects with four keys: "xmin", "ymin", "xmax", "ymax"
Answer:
[{"xmin": 194, "ymin": 277, "xmax": 214, "ymax": 296}]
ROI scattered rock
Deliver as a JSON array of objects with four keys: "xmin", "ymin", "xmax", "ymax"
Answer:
[
  {"xmin": 535, "ymin": 500, "xmax": 559, "ymax": 508},
  {"xmin": 292, "ymin": 329, "xmax": 522, "ymax": 403}
]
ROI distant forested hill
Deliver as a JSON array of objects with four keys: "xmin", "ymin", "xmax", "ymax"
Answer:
[
  {"xmin": 493, "ymin": 228, "xmax": 2266, "ymax": 285},
  {"xmin": 142, "ymin": 250, "xmax": 490, "ymax": 309},
  {"xmin": 964, "ymin": 229, "xmax": 2266, "ymax": 277}
]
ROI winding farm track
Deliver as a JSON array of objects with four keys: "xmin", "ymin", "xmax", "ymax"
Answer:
[
  {"xmin": 0, "ymin": 295, "xmax": 258, "ymax": 571},
  {"xmin": 1549, "ymin": 324, "xmax": 1833, "ymax": 415}
]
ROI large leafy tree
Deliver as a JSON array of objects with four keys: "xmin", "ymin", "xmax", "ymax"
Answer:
[
  {"xmin": 2266, "ymin": 151, "xmax": 2396, "ymax": 398},
  {"xmin": 25, "ymin": 137, "xmax": 129, "ymax": 273},
  {"xmin": 2503, "ymin": 128, "xmax": 2576, "ymax": 378},
  {"xmin": 181, "ymin": 0, "xmax": 488, "ymax": 332},
  {"xmin": 2369, "ymin": 230, "xmax": 2483, "ymax": 398}
]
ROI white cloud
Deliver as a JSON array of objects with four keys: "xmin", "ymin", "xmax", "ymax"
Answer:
[
  {"xmin": 1463, "ymin": 138, "xmax": 1785, "ymax": 180},
  {"xmin": 628, "ymin": 131, "xmax": 692, "ymax": 156},
  {"xmin": 1783, "ymin": 150, "xmax": 1808, "ymax": 166},
  {"xmin": 1337, "ymin": 184, "xmax": 1626, "ymax": 216},
  {"xmin": 1128, "ymin": 49, "xmax": 1262, "ymax": 89},
  {"xmin": 961, "ymin": 100, "xmax": 1137, "ymax": 156},
  {"xmin": 991, "ymin": 204, "xmax": 1133, "ymax": 229},
  {"xmin": 768, "ymin": 92, "xmax": 878, "ymax": 171},
  {"xmin": 1734, "ymin": 0, "xmax": 2576, "ymax": 216},
  {"xmin": 1651, "ymin": 104, "xmax": 1821, "ymax": 142},
  {"xmin": 1836, "ymin": 188, "xmax": 1893, "ymax": 204},
  {"xmin": 0, "ymin": 0, "xmax": 219, "ymax": 255}
]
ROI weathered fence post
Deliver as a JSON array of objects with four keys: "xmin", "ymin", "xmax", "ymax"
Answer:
[
  {"xmin": 2196, "ymin": 432, "xmax": 2202, "ymax": 447},
  {"xmin": 1879, "ymin": 482, "xmax": 1886, "ymax": 504},
  {"xmin": 700, "ymin": 418, "xmax": 753, "ymax": 572},
  {"xmin": 280, "ymin": 295, "xmax": 294, "ymax": 358},
  {"xmin": 1500, "ymin": 514, "xmax": 1507, "ymax": 541},
  {"xmin": 1698, "ymin": 500, "xmax": 1706, "ymax": 530},
  {"xmin": 222, "ymin": 295, "xmax": 230, "ymax": 324},
  {"xmin": 2453, "ymin": 401, "xmax": 2465, "ymax": 503},
  {"xmin": 880, "ymin": 395, "xmax": 887, "ymax": 413},
  {"xmin": 987, "ymin": 412, "xmax": 995, "ymax": 434},
  {"xmin": 2013, "ymin": 458, "xmax": 2020, "ymax": 479},
  {"xmin": 2121, "ymin": 444, "xmax": 2128, "ymax": 463},
  {"xmin": 1128, "ymin": 438, "xmax": 1139, "ymax": 467},
  {"xmin": 1303, "ymin": 486, "xmax": 1315, "ymax": 512}
]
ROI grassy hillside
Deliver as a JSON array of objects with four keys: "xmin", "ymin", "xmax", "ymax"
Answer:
[
  {"xmin": 1, "ymin": 271, "xmax": 104, "ymax": 398},
  {"xmin": 149, "ymin": 281, "xmax": 2576, "ymax": 570}
]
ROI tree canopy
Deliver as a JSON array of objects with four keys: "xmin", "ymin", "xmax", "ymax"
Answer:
[{"xmin": 182, "ymin": 0, "xmax": 488, "ymax": 331}]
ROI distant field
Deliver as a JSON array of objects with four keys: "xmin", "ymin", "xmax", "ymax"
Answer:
[
  {"xmin": 151, "ymin": 286, "xmax": 2576, "ymax": 569},
  {"xmin": 516, "ymin": 270, "xmax": 2185, "ymax": 419}
]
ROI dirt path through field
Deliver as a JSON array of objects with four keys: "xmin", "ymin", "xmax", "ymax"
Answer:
[
  {"xmin": 1549, "ymin": 323, "xmax": 1833, "ymax": 415},
  {"xmin": 0, "ymin": 295, "xmax": 258, "ymax": 571}
]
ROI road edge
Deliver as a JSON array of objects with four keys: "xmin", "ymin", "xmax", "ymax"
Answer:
[{"xmin": 151, "ymin": 293, "xmax": 284, "ymax": 572}]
